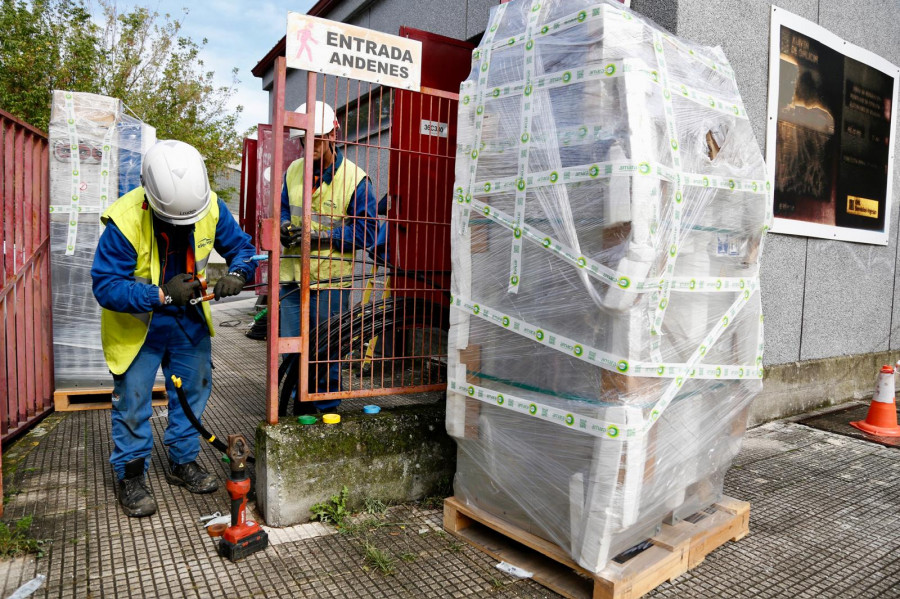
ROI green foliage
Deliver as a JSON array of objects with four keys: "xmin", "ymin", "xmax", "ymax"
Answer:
[
  {"xmin": 310, "ymin": 485, "xmax": 350, "ymax": 528},
  {"xmin": 0, "ymin": 0, "xmax": 243, "ymax": 177},
  {"xmin": 363, "ymin": 541, "xmax": 395, "ymax": 575},
  {"xmin": 338, "ymin": 517, "xmax": 379, "ymax": 537},
  {"xmin": 364, "ymin": 497, "xmax": 387, "ymax": 515},
  {"xmin": 0, "ymin": 516, "xmax": 46, "ymax": 559}
]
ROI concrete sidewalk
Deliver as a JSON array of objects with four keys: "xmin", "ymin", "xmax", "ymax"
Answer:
[{"xmin": 1, "ymin": 298, "xmax": 898, "ymax": 598}]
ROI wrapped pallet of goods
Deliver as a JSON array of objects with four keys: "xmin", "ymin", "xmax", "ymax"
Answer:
[
  {"xmin": 445, "ymin": 0, "xmax": 771, "ymax": 593},
  {"xmin": 49, "ymin": 91, "xmax": 157, "ymax": 401}
]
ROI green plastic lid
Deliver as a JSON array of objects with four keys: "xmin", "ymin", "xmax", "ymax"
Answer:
[{"xmin": 298, "ymin": 415, "xmax": 317, "ymax": 425}]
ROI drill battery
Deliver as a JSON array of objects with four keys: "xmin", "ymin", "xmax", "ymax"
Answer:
[
  {"xmin": 218, "ymin": 434, "xmax": 268, "ymax": 562},
  {"xmin": 218, "ymin": 528, "xmax": 268, "ymax": 561}
]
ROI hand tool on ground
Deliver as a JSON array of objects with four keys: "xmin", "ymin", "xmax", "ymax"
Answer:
[
  {"xmin": 218, "ymin": 434, "xmax": 268, "ymax": 561},
  {"xmin": 204, "ymin": 515, "xmax": 231, "ymax": 528},
  {"xmin": 199, "ymin": 511, "xmax": 222, "ymax": 523}
]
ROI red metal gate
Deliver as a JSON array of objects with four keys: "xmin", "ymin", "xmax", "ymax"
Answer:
[
  {"xmin": 0, "ymin": 109, "xmax": 54, "ymax": 511},
  {"xmin": 255, "ymin": 30, "xmax": 473, "ymax": 423}
]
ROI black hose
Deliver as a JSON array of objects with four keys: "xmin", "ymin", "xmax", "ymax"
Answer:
[{"xmin": 171, "ymin": 375, "xmax": 256, "ymax": 463}]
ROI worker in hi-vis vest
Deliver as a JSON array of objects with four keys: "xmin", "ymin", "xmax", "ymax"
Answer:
[
  {"xmin": 91, "ymin": 140, "xmax": 257, "ymax": 518},
  {"xmin": 279, "ymin": 101, "xmax": 377, "ymax": 413}
]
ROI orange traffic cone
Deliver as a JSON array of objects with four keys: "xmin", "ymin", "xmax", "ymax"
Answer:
[{"xmin": 850, "ymin": 365, "xmax": 900, "ymax": 437}]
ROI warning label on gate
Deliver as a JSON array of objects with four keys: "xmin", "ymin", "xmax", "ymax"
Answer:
[
  {"xmin": 420, "ymin": 120, "xmax": 449, "ymax": 138},
  {"xmin": 287, "ymin": 13, "xmax": 422, "ymax": 91}
]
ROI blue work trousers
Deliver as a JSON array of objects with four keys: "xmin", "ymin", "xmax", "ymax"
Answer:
[
  {"xmin": 279, "ymin": 285, "xmax": 350, "ymax": 408},
  {"xmin": 110, "ymin": 312, "xmax": 212, "ymax": 480}
]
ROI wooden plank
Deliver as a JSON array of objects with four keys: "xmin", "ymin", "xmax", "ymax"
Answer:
[
  {"xmin": 444, "ymin": 497, "xmax": 593, "ymax": 599},
  {"xmin": 54, "ymin": 385, "xmax": 168, "ymax": 412},
  {"xmin": 444, "ymin": 496, "xmax": 749, "ymax": 599},
  {"xmin": 594, "ymin": 544, "xmax": 687, "ymax": 599},
  {"xmin": 688, "ymin": 499, "xmax": 750, "ymax": 569},
  {"xmin": 445, "ymin": 496, "xmax": 584, "ymax": 571}
]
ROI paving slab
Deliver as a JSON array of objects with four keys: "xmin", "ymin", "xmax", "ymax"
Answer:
[{"xmin": 0, "ymin": 296, "xmax": 898, "ymax": 598}]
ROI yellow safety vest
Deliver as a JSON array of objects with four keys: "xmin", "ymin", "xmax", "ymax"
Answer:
[
  {"xmin": 99, "ymin": 186, "xmax": 219, "ymax": 375},
  {"xmin": 280, "ymin": 156, "xmax": 367, "ymax": 287}
]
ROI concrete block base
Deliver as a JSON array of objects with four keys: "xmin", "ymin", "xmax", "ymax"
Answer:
[
  {"xmin": 751, "ymin": 351, "xmax": 900, "ymax": 426},
  {"xmin": 256, "ymin": 403, "xmax": 455, "ymax": 527}
]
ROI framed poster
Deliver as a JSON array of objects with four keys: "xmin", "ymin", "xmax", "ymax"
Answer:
[{"xmin": 766, "ymin": 7, "xmax": 898, "ymax": 245}]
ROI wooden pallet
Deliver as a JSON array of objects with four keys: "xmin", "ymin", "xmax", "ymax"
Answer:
[
  {"xmin": 443, "ymin": 495, "xmax": 749, "ymax": 599},
  {"xmin": 54, "ymin": 385, "xmax": 168, "ymax": 412}
]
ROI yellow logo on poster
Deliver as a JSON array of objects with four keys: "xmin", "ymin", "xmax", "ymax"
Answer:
[{"xmin": 846, "ymin": 195, "xmax": 878, "ymax": 218}]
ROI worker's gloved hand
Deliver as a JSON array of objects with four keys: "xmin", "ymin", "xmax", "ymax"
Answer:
[
  {"xmin": 280, "ymin": 222, "xmax": 293, "ymax": 247},
  {"xmin": 280, "ymin": 222, "xmax": 304, "ymax": 248},
  {"xmin": 309, "ymin": 229, "xmax": 330, "ymax": 248},
  {"xmin": 214, "ymin": 272, "xmax": 247, "ymax": 300},
  {"xmin": 160, "ymin": 273, "xmax": 200, "ymax": 307}
]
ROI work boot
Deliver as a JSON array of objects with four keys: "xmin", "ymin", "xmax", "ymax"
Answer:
[
  {"xmin": 117, "ymin": 458, "xmax": 157, "ymax": 518},
  {"xmin": 164, "ymin": 460, "xmax": 218, "ymax": 494}
]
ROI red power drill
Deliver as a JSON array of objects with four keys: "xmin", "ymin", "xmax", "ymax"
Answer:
[{"xmin": 218, "ymin": 434, "xmax": 268, "ymax": 561}]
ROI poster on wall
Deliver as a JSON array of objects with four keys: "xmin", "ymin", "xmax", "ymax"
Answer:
[{"xmin": 766, "ymin": 6, "xmax": 898, "ymax": 245}]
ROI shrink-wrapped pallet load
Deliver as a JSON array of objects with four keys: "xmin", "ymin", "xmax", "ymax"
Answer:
[
  {"xmin": 447, "ymin": 0, "xmax": 771, "ymax": 573},
  {"xmin": 49, "ymin": 91, "xmax": 156, "ymax": 388}
]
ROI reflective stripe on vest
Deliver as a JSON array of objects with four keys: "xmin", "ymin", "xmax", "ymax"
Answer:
[
  {"xmin": 280, "ymin": 156, "xmax": 367, "ymax": 287},
  {"xmin": 99, "ymin": 186, "xmax": 220, "ymax": 375}
]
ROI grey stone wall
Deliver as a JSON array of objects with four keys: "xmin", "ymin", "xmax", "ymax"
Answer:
[{"xmin": 674, "ymin": 0, "xmax": 900, "ymax": 366}]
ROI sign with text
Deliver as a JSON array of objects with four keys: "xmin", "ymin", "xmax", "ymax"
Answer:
[
  {"xmin": 766, "ymin": 7, "xmax": 898, "ymax": 245},
  {"xmin": 420, "ymin": 119, "xmax": 448, "ymax": 138},
  {"xmin": 287, "ymin": 13, "xmax": 422, "ymax": 91}
]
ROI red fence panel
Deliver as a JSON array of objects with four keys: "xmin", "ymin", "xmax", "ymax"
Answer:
[{"xmin": 0, "ymin": 109, "xmax": 54, "ymax": 451}]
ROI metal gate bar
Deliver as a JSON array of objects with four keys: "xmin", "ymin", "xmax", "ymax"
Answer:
[
  {"xmin": 261, "ymin": 57, "xmax": 458, "ymax": 422},
  {"xmin": 0, "ymin": 109, "xmax": 54, "ymax": 512}
]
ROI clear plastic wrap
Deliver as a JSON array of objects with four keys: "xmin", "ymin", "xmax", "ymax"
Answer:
[
  {"xmin": 49, "ymin": 91, "xmax": 156, "ymax": 388},
  {"xmin": 447, "ymin": 0, "xmax": 772, "ymax": 573}
]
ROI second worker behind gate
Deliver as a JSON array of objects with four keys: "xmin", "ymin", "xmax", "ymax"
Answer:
[{"xmin": 279, "ymin": 101, "xmax": 378, "ymax": 414}]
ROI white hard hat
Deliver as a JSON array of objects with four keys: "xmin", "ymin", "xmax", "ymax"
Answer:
[
  {"xmin": 141, "ymin": 140, "xmax": 212, "ymax": 226},
  {"xmin": 289, "ymin": 101, "xmax": 337, "ymax": 139}
]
